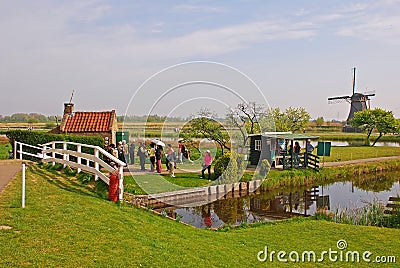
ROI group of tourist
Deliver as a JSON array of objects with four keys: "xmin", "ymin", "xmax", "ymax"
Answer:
[
  {"xmin": 105, "ymin": 140, "xmax": 213, "ymax": 180},
  {"xmin": 286, "ymin": 139, "xmax": 315, "ymax": 167}
]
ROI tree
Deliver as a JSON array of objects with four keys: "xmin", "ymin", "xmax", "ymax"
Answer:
[
  {"xmin": 180, "ymin": 108, "xmax": 231, "ymax": 154},
  {"xmin": 315, "ymin": 117, "xmax": 324, "ymax": 127},
  {"xmin": 273, "ymin": 107, "xmax": 311, "ymax": 132},
  {"xmin": 226, "ymin": 102, "xmax": 273, "ymax": 147},
  {"xmin": 350, "ymin": 108, "xmax": 398, "ymax": 146}
]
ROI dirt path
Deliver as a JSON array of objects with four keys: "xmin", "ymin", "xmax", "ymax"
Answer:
[
  {"xmin": 321, "ymin": 155, "xmax": 400, "ymax": 167},
  {"xmin": 0, "ymin": 160, "xmax": 23, "ymax": 193}
]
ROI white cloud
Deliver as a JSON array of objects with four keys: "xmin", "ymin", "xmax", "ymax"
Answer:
[
  {"xmin": 173, "ymin": 4, "xmax": 228, "ymax": 13},
  {"xmin": 334, "ymin": 1, "xmax": 400, "ymax": 43}
]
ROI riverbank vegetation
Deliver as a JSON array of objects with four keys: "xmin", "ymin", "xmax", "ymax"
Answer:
[{"xmin": 1, "ymin": 164, "xmax": 399, "ymax": 267}]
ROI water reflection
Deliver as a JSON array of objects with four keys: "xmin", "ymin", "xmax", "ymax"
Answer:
[
  {"xmin": 328, "ymin": 141, "xmax": 399, "ymax": 147},
  {"xmin": 154, "ymin": 171, "xmax": 400, "ymax": 228}
]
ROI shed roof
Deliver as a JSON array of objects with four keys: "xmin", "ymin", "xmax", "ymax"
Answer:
[{"xmin": 62, "ymin": 111, "xmax": 115, "ymax": 132}]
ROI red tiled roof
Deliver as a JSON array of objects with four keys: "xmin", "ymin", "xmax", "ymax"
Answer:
[{"xmin": 63, "ymin": 111, "xmax": 113, "ymax": 132}]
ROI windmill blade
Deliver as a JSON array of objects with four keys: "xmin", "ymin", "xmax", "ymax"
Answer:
[
  {"xmin": 364, "ymin": 93, "xmax": 375, "ymax": 98},
  {"xmin": 328, "ymin": 98, "xmax": 349, "ymax": 104},
  {"xmin": 328, "ymin": 95, "xmax": 351, "ymax": 101}
]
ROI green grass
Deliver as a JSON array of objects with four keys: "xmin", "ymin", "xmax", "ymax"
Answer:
[
  {"xmin": 124, "ymin": 173, "xmax": 211, "ymax": 195},
  {"xmin": 1, "ymin": 164, "xmax": 400, "ymax": 267},
  {"xmin": 0, "ymin": 143, "xmax": 12, "ymax": 160},
  {"xmin": 323, "ymin": 146, "xmax": 400, "ymax": 162}
]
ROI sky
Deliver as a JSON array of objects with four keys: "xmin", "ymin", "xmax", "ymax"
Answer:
[{"xmin": 1, "ymin": 0, "xmax": 400, "ymax": 121}]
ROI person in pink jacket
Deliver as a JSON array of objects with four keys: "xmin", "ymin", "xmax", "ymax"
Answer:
[{"xmin": 201, "ymin": 150, "xmax": 213, "ymax": 181}]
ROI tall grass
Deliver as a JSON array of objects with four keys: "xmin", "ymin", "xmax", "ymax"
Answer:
[{"xmin": 314, "ymin": 198, "xmax": 400, "ymax": 228}]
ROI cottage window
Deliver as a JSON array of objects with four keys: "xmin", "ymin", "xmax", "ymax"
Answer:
[{"xmin": 255, "ymin": 140, "xmax": 262, "ymax": 151}]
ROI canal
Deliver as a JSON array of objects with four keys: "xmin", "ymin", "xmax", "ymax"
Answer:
[{"xmin": 154, "ymin": 171, "xmax": 400, "ymax": 229}]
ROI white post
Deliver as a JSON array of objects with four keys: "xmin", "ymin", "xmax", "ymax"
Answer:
[
  {"xmin": 14, "ymin": 140, "xmax": 17, "ymax": 159},
  {"xmin": 52, "ymin": 142, "xmax": 55, "ymax": 166},
  {"xmin": 94, "ymin": 148, "xmax": 99, "ymax": 181},
  {"xmin": 118, "ymin": 166, "xmax": 124, "ymax": 201},
  {"xmin": 42, "ymin": 144, "xmax": 47, "ymax": 162},
  {"xmin": 19, "ymin": 142, "xmax": 23, "ymax": 160},
  {"xmin": 77, "ymin": 144, "xmax": 81, "ymax": 173},
  {"xmin": 22, "ymin": 164, "xmax": 26, "ymax": 208},
  {"xmin": 63, "ymin": 142, "xmax": 67, "ymax": 168}
]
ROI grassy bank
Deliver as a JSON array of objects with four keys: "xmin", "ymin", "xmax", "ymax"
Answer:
[
  {"xmin": 323, "ymin": 146, "xmax": 400, "ymax": 162},
  {"xmin": 261, "ymin": 159, "xmax": 400, "ymax": 191},
  {"xmin": 0, "ymin": 164, "xmax": 399, "ymax": 267}
]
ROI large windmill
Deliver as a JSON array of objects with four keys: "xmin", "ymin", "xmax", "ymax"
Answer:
[{"xmin": 328, "ymin": 67, "xmax": 375, "ymax": 132}]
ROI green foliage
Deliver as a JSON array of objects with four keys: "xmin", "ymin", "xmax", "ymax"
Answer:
[
  {"xmin": 77, "ymin": 172, "xmax": 94, "ymax": 184},
  {"xmin": 273, "ymin": 106, "xmax": 311, "ymax": 132},
  {"xmin": 64, "ymin": 166, "xmax": 77, "ymax": 176},
  {"xmin": 45, "ymin": 122, "xmax": 57, "ymax": 129},
  {"xmin": 254, "ymin": 159, "xmax": 271, "ymax": 180},
  {"xmin": 180, "ymin": 109, "xmax": 230, "ymax": 154},
  {"xmin": 6, "ymin": 130, "xmax": 104, "ymax": 161},
  {"xmin": 315, "ymin": 116, "xmax": 324, "ymax": 127},
  {"xmin": 213, "ymin": 151, "xmax": 245, "ymax": 183},
  {"xmin": 213, "ymin": 151, "xmax": 231, "ymax": 178},
  {"xmin": 350, "ymin": 108, "xmax": 398, "ymax": 146},
  {"xmin": 314, "ymin": 198, "xmax": 400, "ymax": 228},
  {"xmin": 43, "ymin": 163, "xmax": 63, "ymax": 171},
  {"xmin": 94, "ymin": 179, "xmax": 109, "ymax": 199},
  {"xmin": 0, "ymin": 143, "xmax": 12, "ymax": 160},
  {"xmin": 0, "ymin": 113, "xmax": 58, "ymax": 123}
]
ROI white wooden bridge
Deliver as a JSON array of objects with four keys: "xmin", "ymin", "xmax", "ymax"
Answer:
[{"xmin": 14, "ymin": 140, "xmax": 126, "ymax": 200}]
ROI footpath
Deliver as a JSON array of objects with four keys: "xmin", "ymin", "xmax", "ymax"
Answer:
[{"xmin": 0, "ymin": 160, "xmax": 23, "ymax": 192}]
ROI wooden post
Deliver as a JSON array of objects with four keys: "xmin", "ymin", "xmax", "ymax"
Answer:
[
  {"xmin": 14, "ymin": 140, "xmax": 17, "ymax": 159},
  {"xmin": 118, "ymin": 166, "xmax": 124, "ymax": 201},
  {"xmin": 19, "ymin": 142, "xmax": 23, "ymax": 160},
  {"xmin": 94, "ymin": 148, "xmax": 99, "ymax": 181},
  {"xmin": 77, "ymin": 144, "xmax": 81, "ymax": 173},
  {"xmin": 63, "ymin": 142, "xmax": 67, "ymax": 168},
  {"xmin": 52, "ymin": 142, "xmax": 55, "ymax": 166}
]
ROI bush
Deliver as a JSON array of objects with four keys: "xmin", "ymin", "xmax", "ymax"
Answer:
[
  {"xmin": 64, "ymin": 166, "xmax": 77, "ymax": 176},
  {"xmin": 213, "ymin": 151, "xmax": 245, "ymax": 183},
  {"xmin": 254, "ymin": 159, "xmax": 271, "ymax": 180},
  {"xmin": 213, "ymin": 151, "xmax": 231, "ymax": 178},
  {"xmin": 77, "ymin": 172, "xmax": 94, "ymax": 184},
  {"xmin": 6, "ymin": 130, "xmax": 104, "ymax": 161}
]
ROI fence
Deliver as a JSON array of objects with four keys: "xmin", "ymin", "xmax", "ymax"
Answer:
[
  {"xmin": 282, "ymin": 152, "xmax": 320, "ymax": 171},
  {"xmin": 14, "ymin": 140, "xmax": 126, "ymax": 200}
]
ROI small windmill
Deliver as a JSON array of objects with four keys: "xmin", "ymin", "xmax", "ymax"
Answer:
[{"xmin": 328, "ymin": 68, "xmax": 375, "ymax": 129}]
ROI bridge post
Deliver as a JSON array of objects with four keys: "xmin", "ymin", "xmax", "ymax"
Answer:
[
  {"xmin": 118, "ymin": 166, "xmax": 124, "ymax": 201},
  {"xmin": 52, "ymin": 142, "xmax": 55, "ymax": 166},
  {"xmin": 94, "ymin": 148, "xmax": 99, "ymax": 181},
  {"xmin": 63, "ymin": 142, "xmax": 67, "ymax": 168},
  {"xmin": 19, "ymin": 142, "xmax": 23, "ymax": 160},
  {"xmin": 77, "ymin": 144, "xmax": 81, "ymax": 173},
  {"xmin": 14, "ymin": 140, "xmax": 17, "ymax": 159}
]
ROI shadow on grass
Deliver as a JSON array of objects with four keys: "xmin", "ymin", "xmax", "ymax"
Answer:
[{"xmin": 31, "ymin": 165, "xmax": 99, "ymax": 199}]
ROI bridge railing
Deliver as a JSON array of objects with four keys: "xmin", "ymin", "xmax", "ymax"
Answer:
[{"xmin": 14, "ymin": 140, "xmax": 126, "ymax": 200}]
